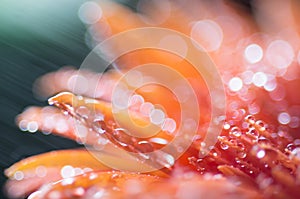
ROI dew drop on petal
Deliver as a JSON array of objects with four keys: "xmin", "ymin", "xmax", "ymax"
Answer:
[
  {"xmin": 237, "ymin": 151, "xmax": 247, "ymax": 159},
  {"xmin": 155, "ymin": 151, "xmax": 175, "ymax": 168},
  {"xmin": 290, "ymin": 148, "xmax": 300, "ymax": 159},
  {"xmin": 247, "ymin": 127, "xmax": 258, "ymax": 137},
  {"xmin": 230, "ymin": 127, "xmax": 242, "ymax": 137},
  {"xmin": 61, "ymin": 178, "xmax": 75, "ymax": 186},
  {"xmin": 223, "ymin": 122, "xmax": 231, "ymax": 130},
  {"xmin": 220, "ymin": 142, "xmax": 229, "ymax": 150},
  {"xmin": 256, "ymin": 120, "xmax": 267, "ymax": 131},
  {"xmin": 149, "ymin": 137, "xmax": 168, "ymax": 145},
  {"xmin": 135, "ymin": 141, "xmax": 153, "ymax": 154},
  {"xmin": 256, "ymin": 150, "xmax": 266, "ymax": 159},
  {"xmin": 89, "ymin": 172, "xmax": 98, "ymax": 180},
  {"xmin": 245, "ymin": 115, "xmax": 256, "ymax": 124}
]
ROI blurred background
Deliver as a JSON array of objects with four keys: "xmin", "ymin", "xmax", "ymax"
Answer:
[
  {"xmin": 0, "ymin": 0, "xmax": 252, "ymax": 198},
  {"xmin": 0, "ymin": 0, "xmax": 90, "ymax": 197}
]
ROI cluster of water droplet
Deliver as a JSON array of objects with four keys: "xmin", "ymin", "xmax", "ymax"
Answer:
[
  {"xmin": 189, "ymin": 113, "xmax": 300, "ymax": 196},
  {"xmin": 52, "ymin": 95, "xmax": 176, "ymax": 170}
]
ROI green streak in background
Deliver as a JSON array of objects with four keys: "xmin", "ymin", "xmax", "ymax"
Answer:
[
  {"xmin": 0, "ymin": 1, "xmax": 88, "ymax": 197},
  {"xmin": 0, "ymin": 0, "xmax": 85, "ymax": 38}
]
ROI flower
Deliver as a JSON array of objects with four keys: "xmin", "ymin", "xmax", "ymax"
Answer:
[{"xmin": 4, "ymin": 0, "xmax": 300, "ymax": 198}]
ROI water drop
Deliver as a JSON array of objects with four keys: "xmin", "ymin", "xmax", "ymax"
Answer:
[
  {"xmin": 245, "ymin": 115, "xmax": 255, "ymax": 124},
  {"xmin": 256, "ymin": 150, "xmax": 266, "ymax": 159},
  {"xmin": 290, "ymin": 147, "xmax": 300, "ymax": 159},
  {"xmin": 237, "ymin": 151, "xmax": 247, "ymax": 159},
  {"xmin": 255, "ymin": 120, "xmax": 267, "ymax": 131},
  {"xmin": 246, "ymin": 127, "xmax": 258, "ymax": 137},
  {"xmin": 230, "ymin": 126, "xmax": 242, "ymax": 137},
  {"xmin": 220, "ymin": 142, "xmax": 229, "ymax": 150},
  {"xmin": 155, "ymin": 151, "xmax": 175, "ymax": 168},
  {"xmin": 286, "ymin": 143, "xmax": 295, "ymax": 151},
  {"xmin": 212, "ymin": 152, "xmax": 218, "ymax": 157},
  {"xmin": 223, "ymin": 122, "xmax": 231, "ymax": 130},
  {"xmin": 92, "ymin": 120, "xmax": 106, "ymax": 134},
  {"xmin": 75, "ymin": 106, "xmax": 90, "ymax": 119},
  {"xmin": 188, "ymin": 156, "xmax": 197, "ymax": 165},
  {"xmin": 135, "ymin": 141, "xmax": 154, "ymax": 153},
  {"xmin": 264, "ymin": 164, "xmax": 269, "ymax": 168},
  {"xmin": 229, "ymin": 138, "xmax": 238, "ymax": 146},
  {"xmin": 112, "ymin": 128, "xmax": 133, "ymax": 146},
  {"xmin": 149, "ymin": 137, "xmax": 168, "ymax": 145},
  {"xmin": 237, "ymin": 142, "xmax": 245, "ymax": 151},
  {"xmin": 258, "ymin": 137, "xmax": 271, "ymax": 145}
]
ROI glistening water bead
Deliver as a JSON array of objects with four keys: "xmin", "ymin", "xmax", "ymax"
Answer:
[
  {"xmin": 48, "ymin": 92, "xmax": 177, "ymax": 170},
  {"xmin": 190, "ymin": 113, "xmax": 299, "ymax": 189}
]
